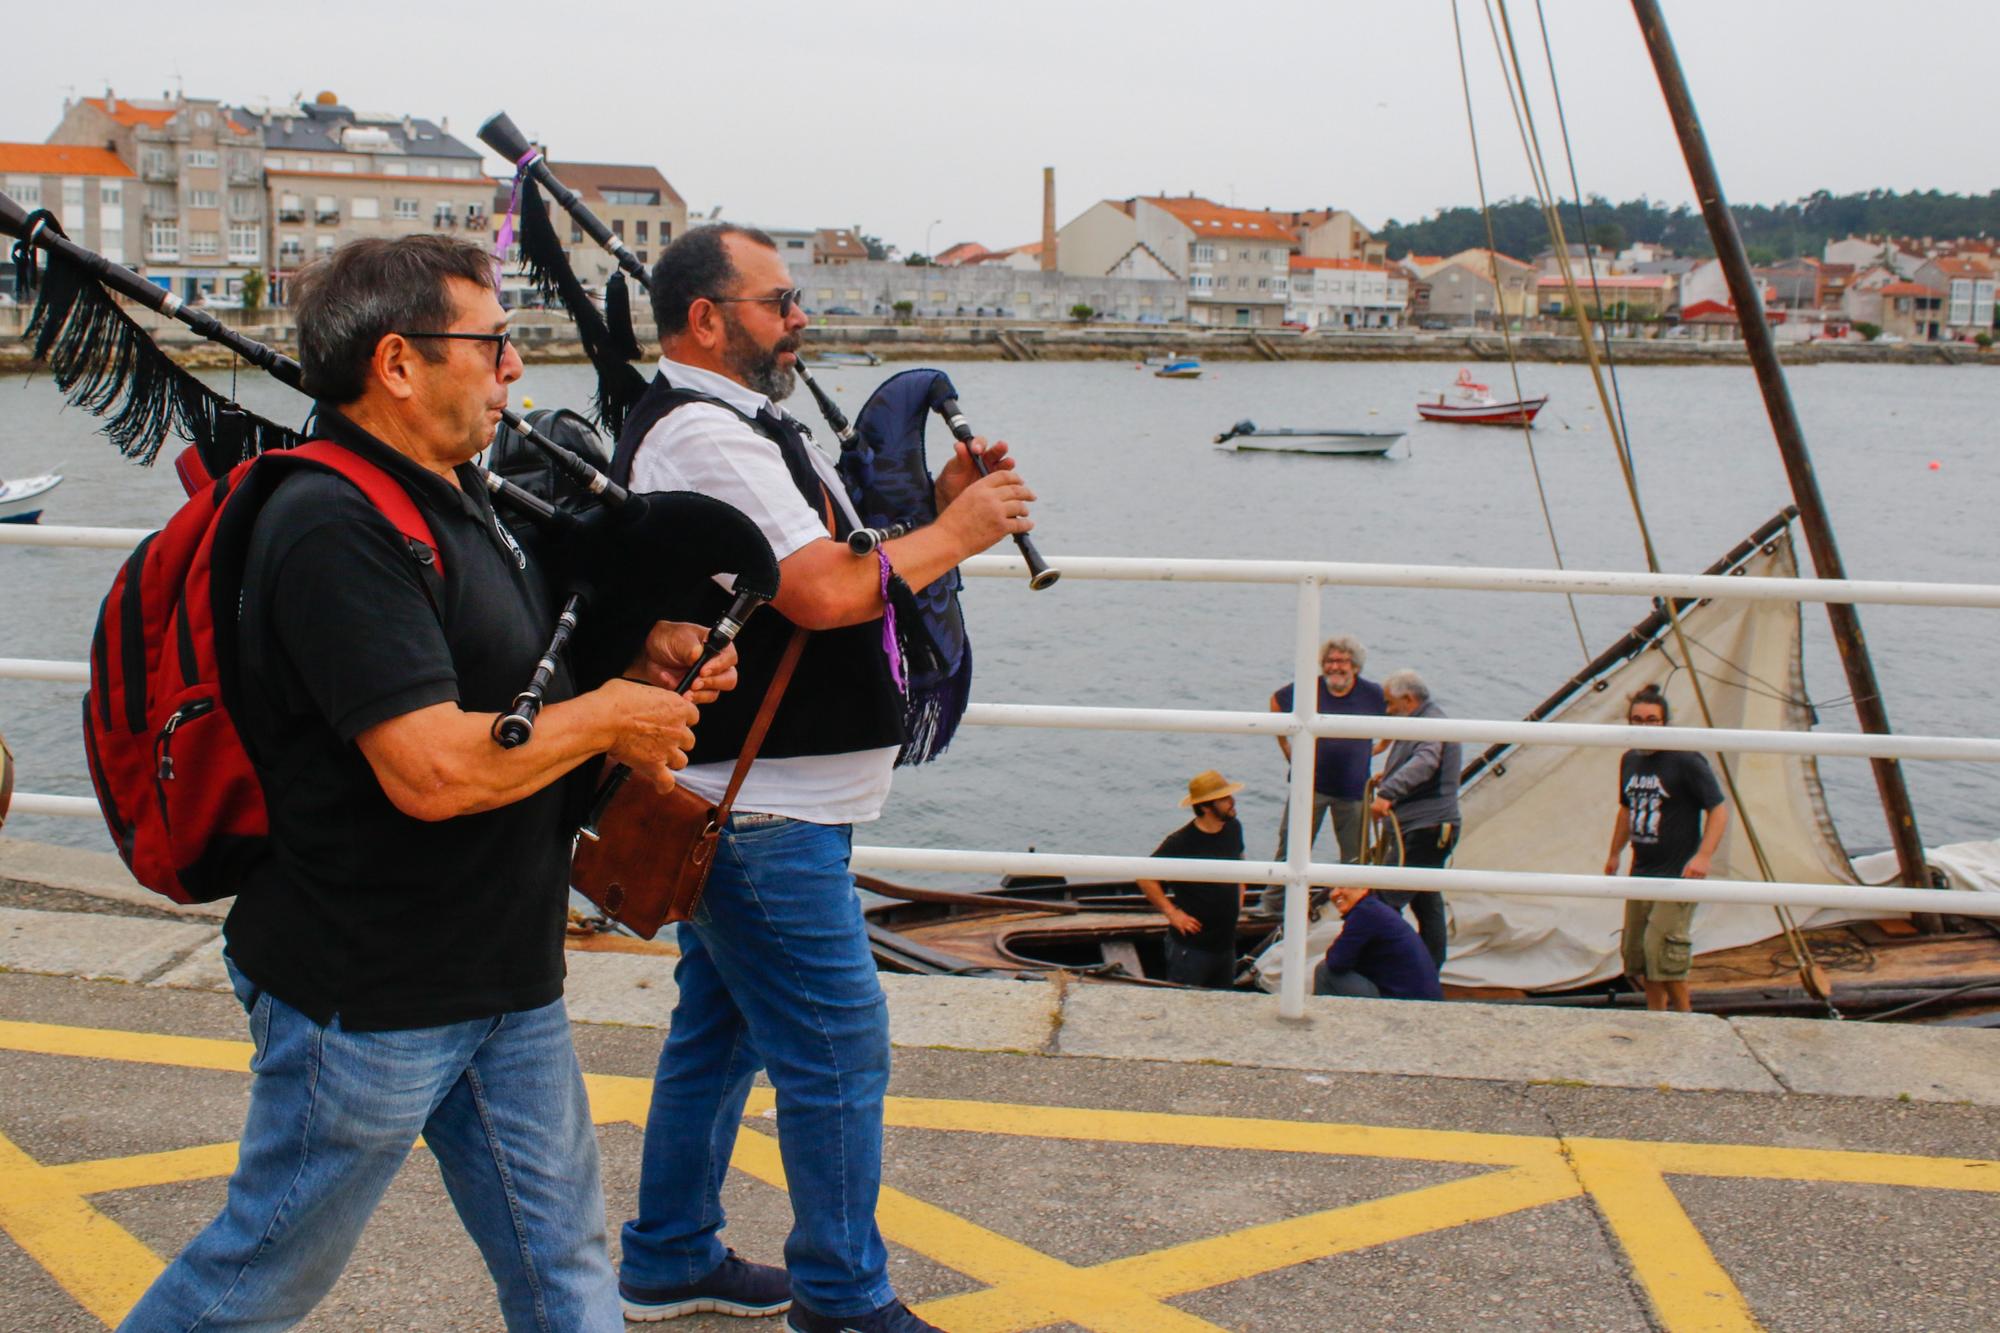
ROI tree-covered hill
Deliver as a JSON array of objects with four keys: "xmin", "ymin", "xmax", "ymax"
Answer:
[{"xmin": 1375, "ymin": 190, "xmax": 2000, "ymax": 263}]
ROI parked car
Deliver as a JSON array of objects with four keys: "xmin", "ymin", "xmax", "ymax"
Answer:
[{"xmin": 824, "ymin": 306, "xmax": 860, "ymax": 316}]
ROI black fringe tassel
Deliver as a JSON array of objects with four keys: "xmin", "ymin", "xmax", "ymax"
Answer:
[
  {"xmin": 23, "ymin": 247, "xmax": 298, "ymax": 469},
  {"xmin": 515, "ymin": 178, "xmax": 644, "ymax": 436}
]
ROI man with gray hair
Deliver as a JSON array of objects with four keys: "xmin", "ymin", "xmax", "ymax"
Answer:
[
  {"xmin": 1267, "ymin": 635, "xmax": 1386, "ymax": 899},
  {"xmin": 1369, "ymin": 669, "xmax": 1460, "ymax": 970}
]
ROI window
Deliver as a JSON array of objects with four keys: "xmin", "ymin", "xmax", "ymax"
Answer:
[
  {"xmin": 188, "ymin": 230, "xmax": 220, "ymax": 257},
  {"xmin": 185, "ymin": 150, "xmax": 218, "ymax": 168},
  {"xmin": 194, "ymin": 110, "xmax": 212, "ymax": 128},
  {"xmin": 62, "ymin": 178, "xmax": 84, "ymax": 228},
  {"xmin": 660, "ymin": 220, "xmax": 672, "ymax": 244},
  {"xmin": 603, "ymin": 188, "xmax": 661, "ymax": 206},
  {"xmin": 227, "ymin": 225, "xmax": 259, "ymax": 260},
  {"xmin": 147, "ymin": 220, "xmax": 179, "ymax": 257},
  {"xmin": 142, "ymin": 150, "xmax": 173, "ymax": 179},
  {"xmin": 187, "ymin": 189, "xmax": 219, "ymax": 209},
  {"xmin": 229, "ymin": 191, "xmax": 259, "ymax": 218},
  {"xmin": 1237, "ymin": 275, "xmax": 1249, "ymax": 289},
  {"xmin": 612, "ymin": 219, "xmax": 624, "ymax": 239},
  {"xmin": 570, "ymin": 222, "xmax": 582, "ymax": 244},
  {"xmin": 100, "ymin": 181, "xmax": 122, "ymax": 209},
  {"xmin": 5, "ymin": 176, "xmax": 40, "ymax": 208},
  {"xmin": 1191, "ymin": 274, "xmax": 1213, "ymax": 291},
  {"xmin": 1193, "ymin": 244, "xmax": 1213, "ymax": 264},
  {"xmin": 279, "ymin": 234, "xmax": 303, "ymax": 262},
  {"xmin": 278, "ymin": 192, "xmax": 304, "ymax": 222},
  {"xmin": 1257, "ymin": 277, "xmax": 1268, "ymax": 290},
  {"xmin": 393, "ymin": 197, "xmax": 420, "ymax": 219},
  {"xmin": 384, "ymin": 162, "xmax": 408, "ymax": 176},
  {"xmin": 636, "ymin": 219, "xmax": 648, "ymax": 243},
  {"xmin": 315, "ymin": 235, "xmax": 336, "ymax": 255},
  {"xmin": 351, "ymin": 196, "xmax": 379, "ymax": 219},
  {"xmin": 315, "ymin": 195, "xmax": 338, "ymax": 223},
  {"xmin": 423, "ymin": 164, "xmax": 440, "ymax": 176}
]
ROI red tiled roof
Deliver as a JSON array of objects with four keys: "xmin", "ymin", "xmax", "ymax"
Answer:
[
  {"xmin": 934, "ymin": 242, "xmax": 990, "ymax": 265},
  {"xmin": 542, "ymin": 160, "xmax": 684, "ymax": 208},
  {"xmin": 0, "ymin": 142, "xmax": 133, "ymax": 177},
  {"xmin": 1142, "ymin": 197, "xmax": 1296, "ymax": 243},
  {"xmin": 1878, "ymin": 281, "xmax": 1938, "ymax": 296},
  {"xmin": 81, "ymin": 97, "xmax": 175, "ymax": 128},
  {"xmin": 1927, "ymin": 255, "xmax": 1994, "ymax": 278}
]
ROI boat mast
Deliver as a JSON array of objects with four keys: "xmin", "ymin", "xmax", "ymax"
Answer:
[{"xmin": 1628, "ymin": 0, "xmax": 1930, "ymax": 896}]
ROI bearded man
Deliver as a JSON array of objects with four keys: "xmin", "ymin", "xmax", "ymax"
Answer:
[{"xmin": 606, "ymin": 224, "xmax": 1035, "ymax": 1333}]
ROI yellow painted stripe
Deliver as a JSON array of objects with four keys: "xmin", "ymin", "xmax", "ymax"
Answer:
[
  {"xmin": 880, "ymin": 1094, "xmax": 1561, "ymax": 1168},
  {"xmin": 43, "ymin": 1142, "xmax": 240, "ymax": 1197},
  {"xmin": 1618, "ymin": 1138, "xmax": 2000, "ymax": 1192},
  {"xmin": 0, "ymin": 1019, "xmax": 250, "ymax": 1073},
  {"xmin": 1570, "ymin": 1141, "xmax": 1761, "ymax": 1333},
  {"xmin": 0, "ymin": 1129, "xmax": 163, "ymax": 1326}
]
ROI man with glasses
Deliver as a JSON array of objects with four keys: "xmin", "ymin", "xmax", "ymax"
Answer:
[
  {"xmin": 122, "ymin": 235, "xmax": 736, "ymax": 1330},
  {"xmin": 607, "ymin": 224, "xmax": 1035, "ymax": 1333},
  {"xmin": 1260, "ymin": 635, "xmax": 1386, "ymax": 912},
  {"xmin": 1603, "ymin": 684, "xmax": 1729, "ymax": 1013}
]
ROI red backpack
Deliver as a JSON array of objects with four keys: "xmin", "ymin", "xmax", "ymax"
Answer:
[{"xmin": 81, "ymin": 441, "xmax": 443, "ymax": 904}]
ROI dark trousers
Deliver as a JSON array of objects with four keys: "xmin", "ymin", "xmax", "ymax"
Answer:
[
  {"xmin": 1312, "ymin": 963, "xmax": 1382, "ymax": 998},
  {"xmin": 1378, "ymin": 822, "xmax": 1453, "ymax": 970},
  {"xmin": 1164, "ymin": 935, "xmax": 1236, "ymax": 988}
]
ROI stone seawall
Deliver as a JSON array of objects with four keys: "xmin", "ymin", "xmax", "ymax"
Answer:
[{"xmin": 2, "ymin": 307, "xmax": 1994, "ymax": 372}]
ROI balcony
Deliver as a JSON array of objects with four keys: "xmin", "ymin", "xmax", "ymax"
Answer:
[
  {"xmin": 144, "ymin": 201, "xmax": 179, "ymax": 220},
  {"xmin": 314, "ymin": 210, "xmax": 340, "ymax": 225},
  {"xmin": 277, "ymin": 207, "xmax": 305, "ymax": 223},
  {"xmin": 228, "ymin": 166, "xmax": 260, "ymax": 186},
  {"xmin": 140, "ymin": 162, "xmax": 178, "ymax": 184}
]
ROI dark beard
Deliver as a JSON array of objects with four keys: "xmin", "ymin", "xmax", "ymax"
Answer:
[{"xmin": 722, "ymin": 311, "xmax": 800, "ymax": 401}]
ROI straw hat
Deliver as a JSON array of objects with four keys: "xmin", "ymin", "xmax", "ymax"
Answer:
[{"xmin": 1179, "ymin": 769, "xmax": 1245, "ymax": 807}]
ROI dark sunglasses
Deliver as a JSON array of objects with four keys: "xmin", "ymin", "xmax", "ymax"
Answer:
[
  {"xmin": 396, "ymin": 329, "xmax": 514, "ymax": 371},
  {"xmin": 710, "ymin": 288, "xmax": 804, "ymax": 318}
]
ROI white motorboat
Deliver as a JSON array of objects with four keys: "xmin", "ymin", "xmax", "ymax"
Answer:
[
  {"xmin": 1213, "ymin": 421, "xmax": 1405, "ymax": 456},
  {"xmin": 0, "ymin": 474, "xmax": 62, "ymax": 524}
]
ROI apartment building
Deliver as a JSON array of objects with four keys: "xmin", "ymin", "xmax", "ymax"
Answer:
[
  {"xmin": 252, "ymin": 95, "xmax": 490, "ymax": 300},
  {"xmin": 49, "ymin": 93, "xmax": 266, "ymax": 300},
  {"xmin": 535, "ymin": 161, "xmax": 686, "ymax": 285},
  {"xmin": 0, "ymin": 143, "xmax": 142, "ymax": 280},
  {"xmin": 1286, "ymin": 258, "xmax": 1406, "ymax": 329},
  {"xmin": 1913, "ymin": 255, "xmax": 1996, "ymax": 336}
]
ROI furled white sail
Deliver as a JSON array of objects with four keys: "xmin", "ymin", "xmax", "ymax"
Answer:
[{"xmin": 1259, "ymin": 528, "xmax": 1872, "ymax": 995}]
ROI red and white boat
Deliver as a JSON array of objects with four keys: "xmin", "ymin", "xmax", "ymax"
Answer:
[{"xmin": 1416, "ymin": 370, "xmax": 1548, "ymax": 426}]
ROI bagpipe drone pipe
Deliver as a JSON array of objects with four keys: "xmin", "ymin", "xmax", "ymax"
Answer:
[
  {"xmin": 480, "ymin": 112, "xmax": 1056, "ymax": 763},
  {"xmin": 0, "ymin": 189, "xmax": 780, "ymax": 750}
]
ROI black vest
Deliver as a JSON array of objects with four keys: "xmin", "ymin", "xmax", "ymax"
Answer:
[{"xmin": 611, "ymin": 372, "xmax": 905, "ymax": 766}]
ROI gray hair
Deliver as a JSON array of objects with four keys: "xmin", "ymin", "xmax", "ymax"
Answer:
[
  {"xmin": 1319, "ymin": 635, "xmax": 1366, "ymax": 670},
  {"xmin": 1383, "ymin": 669, "xmax": 1430, "ymax": 704},
  {"xmin": 293, "ymin": 234, "xmax": 497, "ymax": 404}
]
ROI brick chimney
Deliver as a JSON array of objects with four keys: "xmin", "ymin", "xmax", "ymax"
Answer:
[{"xmin": 1041, "ymin": 166, "xmax": 1057, "ymax": 272}]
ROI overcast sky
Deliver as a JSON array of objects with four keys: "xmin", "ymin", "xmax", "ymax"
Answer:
[{"xmin": 7, "ymin": 0, "xmax": 1995, "ymax": 254}]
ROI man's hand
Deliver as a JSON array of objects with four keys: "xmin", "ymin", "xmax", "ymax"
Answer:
[
  {"xmin": 937, "ymin": 465, "xmax": 1035, "ymax": 555},
  {"xmin": 626, "ymin": 621, "xmax": 740, "ymax": 704},
  {"xmin": 1165, "ymin": 905, "xmax": 1203, "ymax": 936},
  {"xmin": 598, "ymin": 678, "xmax": 700, "ymax": 792},
  {"xmin": 934, "ymin": 436, "xmax": 1014, "ymax": 511},
  {"xmin": 1681, "ymin": 853, "xmax": 1712, "ymax": 880},
  {"xmin": 1603, "ymin": 856, "xmax": 1623, "ymax": 877},
  {"xmin": 1370, "ymin": 796, "xmax": 1392, "ymax": 818}
]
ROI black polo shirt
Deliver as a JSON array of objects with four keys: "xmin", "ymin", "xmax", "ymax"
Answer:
[{"xmin": 223, "ymin": 407, "xmax": 588, "ymax": 1031}]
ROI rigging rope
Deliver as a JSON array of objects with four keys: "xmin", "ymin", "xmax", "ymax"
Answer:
[
  {"xmin": 1482, "ymin": 0, "xmax": 1838, "ymax": 1013},
  {"xmin": 1446, "ymin": 0, "xmax": 1591, "ymax": 665}
]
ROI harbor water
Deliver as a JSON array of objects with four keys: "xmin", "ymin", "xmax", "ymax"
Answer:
[{"xmin": 3, "ymin": 358, "xmax": 1995, "ymax": 877}]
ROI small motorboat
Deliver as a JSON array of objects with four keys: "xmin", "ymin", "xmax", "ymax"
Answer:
[
  {"xmin": 0, "ymin": 473, "xmax": 62, "ymax": 524},
  {"xmin": 1416, "ymin": 369, "xmax": 1547, "ymax": 426},
  {"xmin": 1214, "ymin": 421, "xmax": 1404, "ymax": 457},
  {"xmin": 803, "ymin": 349, "xmax": 881, "ymax": 368},
  {"xmin": 1154, "ymin": 357, "xmax": 1202, "ymax": 379}
]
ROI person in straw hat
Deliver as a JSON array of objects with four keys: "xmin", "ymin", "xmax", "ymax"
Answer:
[{"xmin": 1135, "ymin": 770, "xmax": 1250, "ymax": 988}]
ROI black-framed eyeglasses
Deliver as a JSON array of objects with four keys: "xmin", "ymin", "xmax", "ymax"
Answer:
[
  {"xmin": 396, "ymin": 329, "xmax": 513, "ymax": 371},
  {"xmin": 709, "ymin": 288, "xmax": 804, "ymax": 318}
]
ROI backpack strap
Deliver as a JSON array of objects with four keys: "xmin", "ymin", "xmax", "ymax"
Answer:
[{"xmin": 288, "ymin": 440, "xmax": 444, "ymax": 581}]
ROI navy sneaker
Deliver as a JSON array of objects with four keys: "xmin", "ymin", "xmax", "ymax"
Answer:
[
  {"xmin": 620, "ymin": 1251, "xmax": 791, "ymax": 1321},
  {"xmin": 785, "ymin": 1298, "xmax": 940, "ymax": 1333}
]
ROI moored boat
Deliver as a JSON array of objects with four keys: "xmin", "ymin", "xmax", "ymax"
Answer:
[
  {"xmin": 1214, "ymin": 420, "xmax": 1405, "ymax": 456},
  {"xmin": 1416, "ymin": 369, "xmax": 1547, "ymax": 426},
  {"xmin": 0, "ymin": 473, "xmax": 62, "ymax": 524},
  {"xmin": 1154, "ymin": 358, "xmax": 1202, "ymax": 379}
]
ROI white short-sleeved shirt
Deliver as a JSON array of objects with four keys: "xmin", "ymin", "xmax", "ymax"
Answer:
[{"xmin": 627, "ymin": 357, "xmax": 897, "ymax": 824}]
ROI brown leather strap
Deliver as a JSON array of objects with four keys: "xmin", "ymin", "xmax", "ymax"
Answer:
[{"xmin": 710, "ymin": 482, "xmax": 840, "ymax": 824}]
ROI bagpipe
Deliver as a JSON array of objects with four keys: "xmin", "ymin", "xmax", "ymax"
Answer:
[
  {"xmin": 479, "ymin": 111, "xmax": 1057, "ymax": 766},
  {"xmin": 0, "ymin": 188, "xmax": 780, "ymax": 755}
]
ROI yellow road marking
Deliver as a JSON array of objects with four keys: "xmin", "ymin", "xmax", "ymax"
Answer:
[
  {"xmin": 1, "ymin": 1016, "xmax": 1996, "ymax": 1333},
  {"xmin": 0, "ymin": 1129, "xmax": 165, "ymax": 1325},
  {"xmin": 1569, "ymin": 1141, "xmax": 1762, "ymax": 1333}
]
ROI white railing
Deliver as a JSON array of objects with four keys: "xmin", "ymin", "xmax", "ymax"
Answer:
[{"xmin": 9, "ymin": 528, "xmax": 2000, "ymax": 1021}]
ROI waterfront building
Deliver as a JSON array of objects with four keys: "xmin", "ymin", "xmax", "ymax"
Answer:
[
  {"xmin": 1285, "ymin": 258, "xmax": 1407, "ymax": 329},
  {"xmin": 814, "ymin": 228, "xmax": 869, "ymax": 264},
  {"xmin": 1535, "ymin": 272, "xmax": 1675, "ymax": 320},
  {"xmin": 522, "ymin": 160, "xmax": 685, "ymax": 290},
  {"xmin": 786, "ymin": 256, "xmax": 1183, "ymax": 323},
  {"xmin": 1912, "ymin": 255, "xmax": 1996, "ymax": 337},
  {"xmin": 0, "ymin": 143, "xmax": 142, "ymax": 287},
  {"xmin": 48, "ymin": 93, "xmax": 266, "ymax": 302},
  {"xmin": 251, "ymin": 95, "xmax": 491, "ymax": 302},
  {"xmin": 1276, "ymin": 208, "xmax": 1387, "ymax": 264},
  {"xmin": 970, "ymin": 242, "xmax": 1046, "ymax": 273},
  {"xmin": 1872, "ymin": 281, "xmax": 1942, "ymax": 342},
  {"xmin": 1404, "ymin": 250, "xmax": 1535, "ymax": 327},
  {"xmin": 933, "ymin": 241, "xmax": 991, "ymax": 266}
]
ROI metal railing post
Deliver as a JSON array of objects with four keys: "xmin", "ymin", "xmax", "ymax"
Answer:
[{"xmin": 1280, "ymin": 576, "xmax": 1321, "ymax": 1020}]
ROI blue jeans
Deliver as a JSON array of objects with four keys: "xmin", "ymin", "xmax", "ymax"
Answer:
[
  {"xmin": 121, "ymin": 959, "xmax": 618, "ymax": 1332},
  {"xmin": 620, "ymin": 815, "xmax": 893, "ymax": 1317}
]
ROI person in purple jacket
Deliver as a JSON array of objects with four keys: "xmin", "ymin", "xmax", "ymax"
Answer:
[{"xmin": 1312, "ymin": 887, "xmax": 1444, "ymax": 1001}]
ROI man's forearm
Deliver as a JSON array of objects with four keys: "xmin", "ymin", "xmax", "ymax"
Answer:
[
  {"xmin": 775, "ymin": 525, "xmax": 973, "ymax": 630},
  {"xmin": 1695, "ymin": 805, "xmax": 1730, "ymax": 860},
  {"xmin": 359, "ymin": 693, "xmax": 624, "ymax": 822}
]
